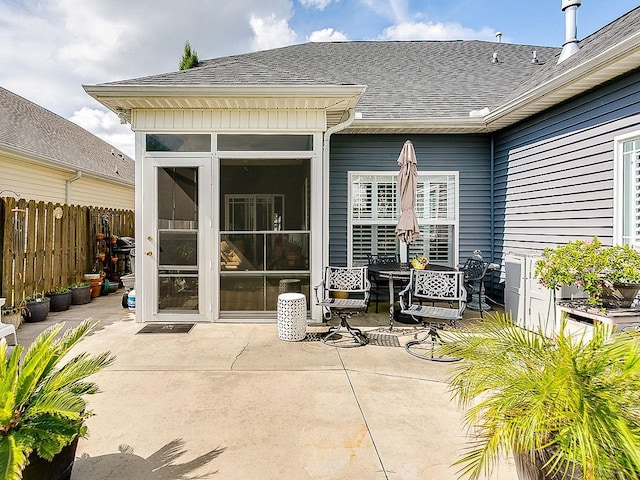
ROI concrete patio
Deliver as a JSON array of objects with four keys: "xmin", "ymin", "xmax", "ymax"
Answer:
[{"xmin": 12, "ymin": 290, "xmax": 516, "ymax": 480}]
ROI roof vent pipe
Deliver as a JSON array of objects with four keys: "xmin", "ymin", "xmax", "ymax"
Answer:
[{"xmin": 558, "ymin": 0, "xmax": 581, "ymax": 64}]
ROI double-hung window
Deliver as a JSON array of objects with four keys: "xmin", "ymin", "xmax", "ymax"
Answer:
[
  {"xmin": 615, "ymin": 133, "xmax": 640, "ymax": 249},
  {"xmin": 349, "ymin": 172, "xmax": 458, "ymax": 267}
]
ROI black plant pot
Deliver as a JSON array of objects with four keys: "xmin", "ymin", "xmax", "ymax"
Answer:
[
  {"xmin": 23, "ymin": 436, "xmax": 79, "ymax": 480},
  {"xmin": 47, "ymin": 291, "xmax": 73, "ymax": 312},
  {"xmin": 71, "ymin": 286, "xmax": 91, "ymax": 305},
  {"xmin": 23, "ymin": 298, "xmax": 50, "ymax": 323}
]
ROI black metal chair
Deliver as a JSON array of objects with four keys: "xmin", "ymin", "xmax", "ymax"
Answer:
[
  {"xmin": 460, "ymin": 258, "xmax": 490, "ymax": 317},
  {"xmin": 314, "ymin": 266, "xmax": 370, "ymax": 347},
  {"xmin": 366, "ymin": 253, "xmax": 400, "ymax": 313},
  {"xmin": 399, "ymin": 269, "xmax": 466, "ymax": 361}
]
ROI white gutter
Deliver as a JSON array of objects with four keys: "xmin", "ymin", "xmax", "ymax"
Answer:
[
  {"xmin": 65, "ymin": 171, "xmax": 82, "ymax": 204},
  {"xmin": 347, "ymin": 116, "xmax": 489, "ymax": 133}
]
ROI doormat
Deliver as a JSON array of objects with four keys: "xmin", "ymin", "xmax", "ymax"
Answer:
[
  {"xmin": 367, "ymin": 332, "xmax": 401, "ymax": 347},
  {"xmin": 302, "ymin": 332, "xmax": 325, "ymax": 342},
  {"xmin": 137, "ymin": 323, "xmax": 195, "ymax": 334}
]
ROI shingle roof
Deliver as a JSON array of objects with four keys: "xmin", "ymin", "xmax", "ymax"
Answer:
[
  {"xmin": 104, "ymin": 41, "xmax": 560, "ymax": 119},
  {"xmin": 92, "ymin": 6, "xmax": 639, "ymax": 127},
  {"xmin": 0, "ymin": 87, "xmax": 134, "ymax": 184},
  {"xmin": 502, "ymin": 6, "xmax": 640, "ymax": 104}
]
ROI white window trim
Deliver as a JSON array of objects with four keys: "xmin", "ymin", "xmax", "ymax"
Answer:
[
  {"xmin": 613, "ymin": 130, "xmax": 640, "ymax": 247},
  {"xmin": 347, "ymin": 170, "xmax": 459, "ymax": 267}
]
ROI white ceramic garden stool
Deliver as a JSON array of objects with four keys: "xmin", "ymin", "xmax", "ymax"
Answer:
[{"xmin": 277, "ymin": 293, "xmax": 307, "ymax": 341}]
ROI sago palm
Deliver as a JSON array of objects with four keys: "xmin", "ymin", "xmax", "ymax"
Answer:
[
  {"xmin": 0, "ymin": 320, "xmax": 114, "ymax": 479},
  {"xmin": 438, "ymin": 312, "xmax": 640, "ymax": 480}
]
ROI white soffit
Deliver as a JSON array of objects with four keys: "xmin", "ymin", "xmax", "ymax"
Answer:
[{"xmin": 83, "ymin": 84, "xmax": 367, "ymax": 120}]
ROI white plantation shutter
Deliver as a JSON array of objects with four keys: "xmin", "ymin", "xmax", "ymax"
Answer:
[
  {"xmin": 350, "ymin": 172, "xmax": 457, "ymax": 266},
  {"xmin": 622, "ymin": 138, "xmax": 640, "ymax": 248}
]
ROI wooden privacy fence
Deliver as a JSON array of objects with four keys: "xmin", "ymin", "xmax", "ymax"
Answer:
[{"xmin": 0, "ymin": 197, "xmax": 134, "ymax": 306}]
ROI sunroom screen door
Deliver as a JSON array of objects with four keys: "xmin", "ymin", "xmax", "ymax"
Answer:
[{"xmin": 155, "ymin": 164, "xmax": 203, "ymax": 317}]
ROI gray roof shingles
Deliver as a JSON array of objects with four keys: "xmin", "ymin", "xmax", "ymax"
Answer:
[
  {"xmin": 96, "ymin": 6, "xmax": 639, "ymax": 122},
  {"xmin": 104, "ymin": 41, "xmax": 560, "ymax": 119},
  {"xmin": 0, "ymin": 87, "xmax": 134, "ymax": 184}
]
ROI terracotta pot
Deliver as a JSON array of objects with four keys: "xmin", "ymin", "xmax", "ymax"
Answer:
[
  {"xmin": 89, "ymin": 280, "xmax": 103, "ymax": 298},
  {"xmin": 96, "ymin": 233, "xmax": 105, "ymax": 241}
]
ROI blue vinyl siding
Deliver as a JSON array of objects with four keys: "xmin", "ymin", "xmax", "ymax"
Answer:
[
  {"xmin": 328, "ymin": 134, "xmax": 492, "ymax": 267},
  {"xmin": 492, "ymin": 69, "xmax": 640, "ymax": 295}
]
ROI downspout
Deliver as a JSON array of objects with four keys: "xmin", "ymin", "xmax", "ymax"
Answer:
[
  {"xmin": 321, "ymin": 108, "xmax": 357, "ymax": 270},
  {"xmin": 490, "ymin": 135, "xmax": 496, "ymax": 301},
  {"xmin": 490, "ymin": 136, "xmax": 495, "ymax": 263},
  {"xmin": 65, "ymin": 171, "xmax": 82, "ymax": 204}
]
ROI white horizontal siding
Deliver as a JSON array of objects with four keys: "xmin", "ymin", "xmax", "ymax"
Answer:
[
  {"xmin": 133, "ymin": 109, "xmax": 327, "ymax": 131},
  {"xmin": 70, "ymin": 177, "xmax": 134, "ymax": 210},
  {"xmin": 0, "ymin": 155, "xmax": 134, "ymax": 209}
]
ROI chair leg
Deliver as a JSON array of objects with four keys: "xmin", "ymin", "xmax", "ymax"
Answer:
[
  {"xmin": 322, "ymin": 312, "xmax": 369, "ymax": 348},
  {"xmin": 405, "ymin": 326, "xmax": 461, "ymax": 362}
]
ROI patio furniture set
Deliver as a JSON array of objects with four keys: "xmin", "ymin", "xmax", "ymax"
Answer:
[{"xmin": 309, "ymin": 258, "xmax": 492, "ymax": 361}]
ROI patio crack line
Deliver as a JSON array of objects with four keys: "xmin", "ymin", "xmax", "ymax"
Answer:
[
  {"xmin": 337, "ymin": 350, "xmax": 389, "ymax": 480},
  {"xmin": 230, "ymin": 341, "xmax": 250, "ymax": 370}
]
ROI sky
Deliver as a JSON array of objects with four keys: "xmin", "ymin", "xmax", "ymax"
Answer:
[{"xmin": 1, "ymin": 0, "xmax": 638, "ymax": 158}]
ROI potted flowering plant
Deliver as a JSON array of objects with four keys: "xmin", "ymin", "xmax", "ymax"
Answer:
[{"xmin": 535, "ymin": 237, "xmax": 640, "ymax": 307}]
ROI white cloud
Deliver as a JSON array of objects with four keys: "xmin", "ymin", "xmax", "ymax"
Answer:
[
  {"xmin": 308, "ymin": 28, "xmax": 348, "ymax": 42},
  {"xmin": 382, "ymin": 21, "xmax": 496, "ymax": 41},
  {"xmin": 69, "ymin": 107, "xmax": 135, "ymax": 158},
  {"xmin": 299, "ymin": 0, "xmax": 339, "ymax": 9},
  {"xmin": 250, "ymin": 14, "xmax": 298, "ymax": 51}
]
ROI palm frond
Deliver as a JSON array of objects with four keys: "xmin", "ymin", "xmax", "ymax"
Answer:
[
  {"xmin": 443, "ymin": 312, "xmax": 640, "ymax": 479},
  {"xmin": 0, "ymin": 434, "xmax": 30, "ymax": 480}
]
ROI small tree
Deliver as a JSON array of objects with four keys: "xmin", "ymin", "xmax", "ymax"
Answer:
[{"xmin": 179, "ymin": 41, "xmax": 199, "ymax": 70}]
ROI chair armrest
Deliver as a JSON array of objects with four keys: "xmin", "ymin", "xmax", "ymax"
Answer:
[
  {"xmin": 398, "ymin": 282, "xmax": 412, "ymax": 311},
  {"xmin": 313, "ymin": 281, "xmax": 324, "ymax": 305},
  {"xmin": 364, "ymin": 278, "xmax": 371, "ymax": 303}
]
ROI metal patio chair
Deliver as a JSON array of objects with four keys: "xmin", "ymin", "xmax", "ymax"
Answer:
[
  {"xmin": 460, "ymin": 257, "xmax": 490, "ymax": 316},
  {"xmin": 366, "ymin": 253, "xmax": 400, "ymax": 313},
  {"xmin": 314, "ymin": 266, "xmax": 370, "ymax": 347},
  {"xmin": 399, "ymin": 269, "xmax": 466, "ymax": 361}
]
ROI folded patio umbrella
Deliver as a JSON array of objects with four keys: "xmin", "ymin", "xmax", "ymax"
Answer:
[{"xmin": 395, "ymin": 140, "xmax": 420, "ymax": 247}]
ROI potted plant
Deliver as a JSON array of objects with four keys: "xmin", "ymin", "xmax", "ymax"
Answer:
[
  {"xmin": 0, "ymin": 320, "xmax": 115, "ymax": 480},
  {"xmin": 23, "ymin": 294, "xmax": 50, "ymax": 323},
  {"xmin": 1, "ymin": 300, "xmax": 27, "ymax": 329},
  {"xmin": 534, "ymin": 237, "xmax": 640, "ymax": 307},
  {"xmin": 438, "ymin": 312, "xmax": 640, "ymax": 480},
  {"xmin": 46, "ymin": 286, "xmax": 73, "ymax": 312},
  {"xmin": 70, "ymin": 282, "xmax": 91, "ymax": 305}
]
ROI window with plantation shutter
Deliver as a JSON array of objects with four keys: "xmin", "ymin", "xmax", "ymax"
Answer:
[
  {"xmin": 618, "ymin": 135, "xmax": 640, "ymax": 249},
  {"xmin": 349, "ymin": 172, "xmax": 458, "ymax": 267}
]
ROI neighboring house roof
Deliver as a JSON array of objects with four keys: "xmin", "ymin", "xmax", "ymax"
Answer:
[
  {"xmin": 0, "ymin": 87, "xmax": 134, "ymax": 185},
  {"xmin": 84, "ymin": 6, "xmax": 640, "ymax": 134}
]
